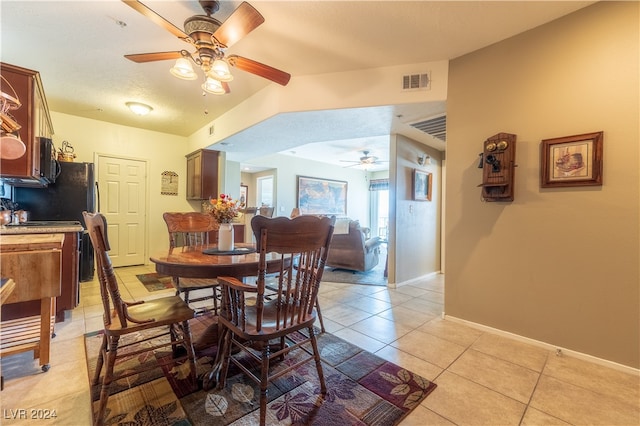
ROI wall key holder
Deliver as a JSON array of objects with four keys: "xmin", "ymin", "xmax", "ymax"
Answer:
[{"xmin": 478, "ymin": 132, "xmax": 517, "ymax": 201}]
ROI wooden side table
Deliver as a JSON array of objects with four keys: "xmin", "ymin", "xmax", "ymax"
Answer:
[
  {"xmin": 0, "ymin": 277, "xmax": 15, "ymax": 390},
  {"xmin": 0, "ymin": 234, "xmax": 63, "ymax": 375}
]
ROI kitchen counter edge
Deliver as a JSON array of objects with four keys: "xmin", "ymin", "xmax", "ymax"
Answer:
[{"xmin": 0, "ymin": 225, "xmax": 84, "ymax": 235}]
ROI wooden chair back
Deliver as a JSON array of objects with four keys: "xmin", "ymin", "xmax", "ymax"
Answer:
[
  {"xmin": 83, "ymin": 210, "xmax": 125, "ymax": 328},
  {"xmin": 221, "ymin": 215, "xmax": 335, "ymax": 335},
  {"xmin": 163, "ymin": 212, "xmax": 218, "ymax": 248}
]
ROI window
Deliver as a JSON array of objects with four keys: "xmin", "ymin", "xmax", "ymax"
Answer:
[
  {"xmin": 369, "ymin": 178, "xmax": 389, "ymax": 240},
  {"xmin": 257, "ymin": 175, "xmax": 273, "ymax": 206}
]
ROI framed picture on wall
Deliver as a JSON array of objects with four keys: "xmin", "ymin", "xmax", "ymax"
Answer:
[
  {"xmin": 297, "ymin": 175, "xmax": 347, "ymax": 215},
  {"xmin": 540, "ymin": 131, "xmax": 603, "ymax": 188},
  {"xmin": 239, "ymin": 184, "xmax": 248, "ymax": 208},
  {"xmin": 413, "ymin": 169, "xmax": 432, "ymax": 201}
]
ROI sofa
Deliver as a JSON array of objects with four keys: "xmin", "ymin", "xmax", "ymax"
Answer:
[{"xmin": 326, "ymin": 218, "xmax": 382, "ymax": 272}]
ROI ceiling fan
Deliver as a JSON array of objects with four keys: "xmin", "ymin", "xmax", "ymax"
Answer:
[
  {"xmin": 340, "ymin": 151, "xmax": 388, "ymax": 168},
  {"xmin": 122, "ymin": 0, "xmax": 291, "ymax": 94}
]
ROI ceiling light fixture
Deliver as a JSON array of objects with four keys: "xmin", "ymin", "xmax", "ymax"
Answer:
[
  {"xmin": 123, "ymin": 1, "xmax": 291, "ymax": 97},
  {"xmin": 170, "ymin": 58, "xmax": 197, "ymax": 80},
  {"xmin": 202, "ymin": 77, "xmax": 226, "ymax": 95},
  {"xmin": 126, "ymin": 102, "xmax": 153, "ymax": 116},
  {"xmin": 210, "ymin": 59, "xmax": 233, "ymax": 82},
  {"xmin": 170, "ymin": 49, "xmax": 231, "ymax": 96}
]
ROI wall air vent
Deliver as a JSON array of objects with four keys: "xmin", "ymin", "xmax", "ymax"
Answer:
[
  {"xmin": 410, "ymin": 115, "xmax": 446, "ymax": 142},
  {"xmin": 402, "ymin": 72, "xmax": 430, "ymax": 91}
]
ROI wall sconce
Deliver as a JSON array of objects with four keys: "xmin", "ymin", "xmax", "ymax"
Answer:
[{"xmin": 417, "ymin": 153, "xmax": 431, "ymax": 166}]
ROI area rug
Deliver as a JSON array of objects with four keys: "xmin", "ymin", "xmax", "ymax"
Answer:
[
  {"xmin": 321, "ymin": 264, "xmax": 387, "ymax": 286},
  {"xmin": 84, "ymin": 314, "xmax": 436, "ymax": 425},
  {"xmin": 136, "ymin": 272, "xmax": 175, "ymax": 292}
]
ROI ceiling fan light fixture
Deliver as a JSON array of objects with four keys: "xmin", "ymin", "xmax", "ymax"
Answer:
[
  {"xmin": 126, "ymin": 102, "xmax": 153, "ymax": 116},
  {"xmin": 170, "ymin": 58, "xmax": 198, "ymax": 80},
  {"xmin": 210, "ymin": 59, "xmax": 233, "ymax": 82},
  {"xmin": 202, "ymin": 77, "xmax": 225, "ymax": 95}
]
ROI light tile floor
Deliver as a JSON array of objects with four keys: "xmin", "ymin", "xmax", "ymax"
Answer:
[{"xmin": 1, "ymin": 265, "xmax": 638, "ymax": 425}]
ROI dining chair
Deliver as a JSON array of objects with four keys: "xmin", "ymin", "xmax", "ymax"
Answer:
[
  {"xmin": 286, "ymin": 207, "xmax": 326, "ymax": 332},
  {"xmin": 258, "ymin": 205, "xmax": 274, "ymax": 217},
  {"xmin": 216, "ymin": 215, "xmax": 335, "ymax": 425},
  {"xmin": 163, "ymin": 212, "xmax": 221, "ymax": 314},
  {"xmin": 83, "ymin": 211, "xmax": 196, "ymax": 426}
]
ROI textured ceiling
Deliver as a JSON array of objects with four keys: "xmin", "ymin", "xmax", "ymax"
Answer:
[{"xmin": 1, "ymin": 1, "xmax": 593, "ymax": 169}]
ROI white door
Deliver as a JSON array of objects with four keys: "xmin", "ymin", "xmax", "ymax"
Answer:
[{"xmin": 97, "ymin": 155, "xmax": 147, "ymax": 267}]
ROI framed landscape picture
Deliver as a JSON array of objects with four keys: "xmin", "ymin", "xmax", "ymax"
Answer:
[
  {"xmin": 540, "ymin": 131, "xmax": 603, "ymax": 188},
  {"xmin": 413, "ymin": 169, "xmax": 432, "ymax": 201},
  {"xmin": 297, "ymin": 175, "xmax": 347, "ymax": 215}
]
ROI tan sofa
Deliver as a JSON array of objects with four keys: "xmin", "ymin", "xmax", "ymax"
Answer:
[{"xmin": 326, "ymin": 219, "xmax": 382, "ymax": 272}]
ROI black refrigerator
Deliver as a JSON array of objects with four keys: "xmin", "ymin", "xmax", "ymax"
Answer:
[{"xmin": 13, "ymin": 161, "xmax": 96, "ymax": 281}]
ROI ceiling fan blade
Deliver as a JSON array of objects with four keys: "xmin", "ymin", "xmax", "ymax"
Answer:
[
  {"xmin": 125, "ymin": 51, "xmax": 183, "ymax": 63},
  {"xmin": 213, "ymin": 2, "xmax": 265, "ymax": 48},
  {"xmin": 221, "ymin": 81, "xmax": 231, "ymax": 94},
  {"xmin": 122, "ymin": 0, "xmax": 188, "ymax": 40},
  {"xmin": 227, "ymin": 55, "xmax": 291, "ymax": 86}
]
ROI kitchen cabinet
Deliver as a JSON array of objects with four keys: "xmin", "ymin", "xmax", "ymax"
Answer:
[
  {"xmin": 0, "ymin": 225, "xmax": 81, "ymax": 323},
  {"xmin": 186, "ymin": 149, "xmax": 219, "ymax": 200},
  {"xmin": 0, "ymin": 63, "xmax": 54, "ymax": 186}
]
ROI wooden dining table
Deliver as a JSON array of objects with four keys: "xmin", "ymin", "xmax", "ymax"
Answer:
[
  {"xmin": 150, "ymin": 242, "xmax": 285, "ymax": 280},
  {"xmin": 149, "ymin": 242, "xmax": 288, "ymax": 389}
]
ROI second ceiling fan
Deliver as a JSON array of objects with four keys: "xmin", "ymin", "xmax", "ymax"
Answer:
[
  {"xmin": 122, "ymin": 0, "xmax": 291, "ymax": 94},
  {"xmin": 340, "ymin": 150, "xmax": 388, "ymax": 169}
]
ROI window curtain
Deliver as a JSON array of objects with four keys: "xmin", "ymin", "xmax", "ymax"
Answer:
[{"xmin": 369, "ymin": 178, "xmax": 389, "ymax": 191}]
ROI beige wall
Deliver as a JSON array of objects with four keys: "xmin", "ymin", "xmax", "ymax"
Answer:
[
  {"xmin": 48, "ymin": 111, "xmax": 195, "ymax": 255},
  {"xmin": 445, "ymin": 2, "xmax": 639, "ymax": 368}
]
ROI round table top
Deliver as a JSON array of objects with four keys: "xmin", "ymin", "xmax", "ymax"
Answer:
[{"xmin": 150, "ymin": 243, "xmax": 285, "ymax": 279}]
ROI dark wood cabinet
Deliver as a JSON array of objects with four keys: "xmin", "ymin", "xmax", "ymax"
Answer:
[
  {"xmin": 0, "ymin": 63, "xmax": 53, "ymax": 185},
  {"xmin": 186, "ymin": 149, "xmax": 219, "ymax": 200}
]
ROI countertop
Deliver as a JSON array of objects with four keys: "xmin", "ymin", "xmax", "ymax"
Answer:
[
  {"xmin": 0, "ymin": 233, "xmax": 66, "ymax": 250},
  {"xmin": 0, "ymin": 224, "xmax": 84, "ymax": 235}
]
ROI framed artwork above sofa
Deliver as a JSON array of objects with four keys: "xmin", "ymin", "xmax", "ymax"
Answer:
[{"xmin": 297, "ymin": 175, "xmax": 347, "ymax": 215}]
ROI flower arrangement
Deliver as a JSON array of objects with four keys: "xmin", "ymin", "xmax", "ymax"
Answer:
[{"xmin": 205, "ymin": 194, "xmax": 239, "ymax": 224}]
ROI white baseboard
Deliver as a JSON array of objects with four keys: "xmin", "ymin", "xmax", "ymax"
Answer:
[
  {"xmin": 389, "ymin": 271, "xmax": 440, "ymax": 289},
  {"xmin": 444, "ymin": 314, "xmax": 639, "ymax": 376}
]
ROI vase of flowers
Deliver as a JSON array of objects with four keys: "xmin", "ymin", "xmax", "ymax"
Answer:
[{"xmin": 205, "ymin": 194, "xmax": 239, "ymax": 251}]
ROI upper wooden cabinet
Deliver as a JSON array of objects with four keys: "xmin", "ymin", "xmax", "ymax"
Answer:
[
  {"xmin": 186, "ymin": 149, "xmax": 219, "ymax": 200},
  {"xmin": 0, "ymin": 63, "xmax": 54, "ymax": 184}
]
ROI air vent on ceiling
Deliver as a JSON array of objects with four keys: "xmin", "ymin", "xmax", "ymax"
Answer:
[
  {"xmin": 410, "ymin": 115, "xmax": 446, "ymax": 142},
  {"xmin": 402, "ymin": 72, "xmax": 430, "ymax": 91}
]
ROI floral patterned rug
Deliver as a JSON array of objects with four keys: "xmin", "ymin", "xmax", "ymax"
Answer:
[
  {"xmin": 84, "ymin": 314, "xmax": 436, "ymax": 425},
  {"xmin": 136, "ymin": 273, "xmax": 175, "ymax": 292}
]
